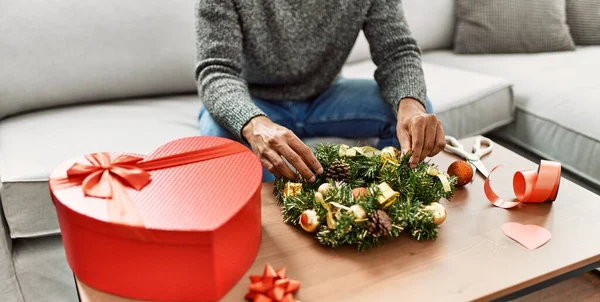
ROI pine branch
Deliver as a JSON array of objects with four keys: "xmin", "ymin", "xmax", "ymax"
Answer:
[
  {"xmin": 274, "ymin": 179, "xmax": 286, "ymax": 205},
  {"xmin": 314, "ymin": 143, "xmax": 340, "ymax": 169}
]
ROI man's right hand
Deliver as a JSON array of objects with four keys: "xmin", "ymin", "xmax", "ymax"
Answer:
[{"xmin": 242, "ymin": 116, "xmax": 323, "ymax": 182}]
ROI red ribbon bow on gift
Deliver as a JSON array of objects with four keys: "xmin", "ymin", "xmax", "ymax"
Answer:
[
  {"xmin": 68, "ymin": 153, "xmax": 150, "ymax": 198},
  {"xmin": 50, "ymin": 143, "xmax": 248, "ymax": 226},
  {"xmin": 245, "ymin": 264, "xmax": 301, "ymax": 302}
]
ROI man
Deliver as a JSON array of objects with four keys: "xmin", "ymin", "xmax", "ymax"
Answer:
[{"xmin": 196, "ymin": 0, "xmax": 446, "ymax": 182}]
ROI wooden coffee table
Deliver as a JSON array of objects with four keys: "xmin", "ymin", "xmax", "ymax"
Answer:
[
  {"xmin": 221, "ymin": 137, "xmax": 600, "ymax": 301},
  {"xmin": 75, "ymin": 137, "xmax": 600, "ymax": 301}
]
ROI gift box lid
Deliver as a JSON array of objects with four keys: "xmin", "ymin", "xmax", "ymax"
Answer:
[{"xmin": 49, "ymin": 136, "xmax": 263, "ymax": 244}]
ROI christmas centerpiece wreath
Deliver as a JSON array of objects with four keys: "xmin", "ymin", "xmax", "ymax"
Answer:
[{"xmin": 275, "ymin": 144, "xmax": 457, "ymax": 251}]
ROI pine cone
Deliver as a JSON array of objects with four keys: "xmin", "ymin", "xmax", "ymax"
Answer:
[
  {"xmin": 325, "ymin": 160, "xmax": 351, "ymax": 182},
  {"xmin": 366, "ymin": 210, "xmax": 393, "ymax": 237}
]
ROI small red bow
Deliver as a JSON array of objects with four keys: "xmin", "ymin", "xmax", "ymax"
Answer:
[
  {"xmin": 66, "ymin": 153, "xmax": 150, "ymax": 198},
  {"xmin": 245, "ymin": 264, "xmax": 300, "ymax": 302}
]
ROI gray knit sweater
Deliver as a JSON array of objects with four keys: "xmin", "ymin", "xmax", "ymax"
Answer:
[{"xmin": 195, "ymin": 0, "xmax": 426, "ymax": 139}]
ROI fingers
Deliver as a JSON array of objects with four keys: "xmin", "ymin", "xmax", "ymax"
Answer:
[
  {"xmin": 264, "ymin": 150, "xmax": 296, "ymax": 180},
  {"xmin": 409, "ymin": 116, "xmax": 426, "ymax": 168},
  {"xmin": 401, "ymin": 113, "xmax": 445, "ymax": 168},
  {"xmin": 420, "ymin": 117, "xmax": 438, "ymax": 162},
  {"xmin": 431, "ymin": 121, "xmax": 446, "ymax": 156},
  {"xmin": 279, "ymin": 144, "xmax": 316, "ymax": 182},
  {"xmin": 398, "ymin": 123, "xmax": 412, "ymax": 155},
  {"xmin": 260, "ymin": 129, "xmax": 322, "ymax": 182},
  {"xmin": 287, "ymin": 134, "xmax": 324, "ymax": 175},
  {"xmin": 260, "ymin": 158, "xmax": 283, "ymax": 179},
  {"xmin": 246, "ymin": 119, "xmax": 312, "ymax": 180}
]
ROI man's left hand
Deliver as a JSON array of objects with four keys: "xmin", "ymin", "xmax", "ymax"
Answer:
[{"xmin": 396, "ymin": 98, "xmax": 446, "ymax": 168}]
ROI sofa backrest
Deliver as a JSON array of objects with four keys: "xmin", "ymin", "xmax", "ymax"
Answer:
[
  {"xmin": 1, "ymin": 0, "xmax": 455, "ymax": 119},
  {"xmin": 347, "ymin": 0, "xmax": 456, "ymax": 63},
  {"xmin": 0, "ymin": 0, "xmax": 197, "ymax": 119}
]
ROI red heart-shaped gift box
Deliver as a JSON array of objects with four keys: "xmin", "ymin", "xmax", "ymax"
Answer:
[{"xmin": 49, "ymin": 136, "xmax": 263, "ymax": 301}]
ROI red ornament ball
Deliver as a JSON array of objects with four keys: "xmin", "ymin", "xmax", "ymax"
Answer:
[
  {"xmin": 300, "ymin": 210, "xmax": 320, "ymax": 233},
  {"xmin": 447, "ymin": 160, "xmax": 474, "ymax": 187}
]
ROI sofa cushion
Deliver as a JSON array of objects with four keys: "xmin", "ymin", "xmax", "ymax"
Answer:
[
  {"xmin": 403, "ymin": 0, "xmax": 455, "ymax": 51},
  {"xmin": 424, "ymin": 46, "xmax": 600, "ymax": 187},
  {"xmin": 0, "ymin": 95, "xmax": 201, "ymax": 238},
  {"xmin": 567, "ymin": 0, "xmax": 600, "ymax": 45},
  {"xmin": 0, "ymin": 0, "xmax": 197, "ymax": 119},
  {"xmin": 454, "ymin": 0, "xmax": 575, "ymax": 54},
  {"xmin": 341, "ymin": 61, "xmax": 514, "ymax": 139},
  {"xmin": 346, "ymin": 0, "xmax": 455, "ymax": 64}
]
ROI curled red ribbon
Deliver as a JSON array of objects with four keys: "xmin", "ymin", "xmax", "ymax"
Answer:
[
  {"xmin": 50, "ymin": 142, "xmax": 248, "ymax": 226},
  {"xmin": 484, "ymin": 160, "xmax": 562, "ymax": 209},
  {"xmin": 245, "ymin": 264, "xmax": 300, "ymax": 302}
]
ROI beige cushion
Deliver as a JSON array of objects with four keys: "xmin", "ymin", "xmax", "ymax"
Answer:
[
  {"xmin": 454, "ymin": 0, "xmax": 575, "ymax": 54},
  {"xmin": 567, "ymin": 0, "xmax": 600, "ymax": 45},
  {"xmin": 0, "ymin": 0, "xmax": 197, "ymax": 119},
  {"xmin": 341, "ymin": 61, "xmax": 514, "ymax": 139},
  {"xmin": 424, "ymin": 47, "xmax": 600, "ymax": 187},
  {"xmin": 0, "ymin": 95, "xmax": 201, "ymax": 238}
]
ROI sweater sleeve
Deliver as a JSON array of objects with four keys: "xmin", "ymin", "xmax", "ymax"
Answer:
[
  {"xmin": 195, "ymin": 0, "xmax": 265, "ymax": 140},
  {"xmin": 363, "ymin": 0, "xmax": 428, "ymax": 113}
]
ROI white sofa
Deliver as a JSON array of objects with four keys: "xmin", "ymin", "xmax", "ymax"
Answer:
[{"xmin": 1, "ymin": 1, "xmax": 598, "ymax": 300}]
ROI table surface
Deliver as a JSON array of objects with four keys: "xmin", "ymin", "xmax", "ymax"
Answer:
[
  {"xmin": 222, "ymin": 137, "xmax": 600, "ymax": 302},
  {"xmin": 77, "ymin": 137, "xmax": 600, "ymax": 302}
]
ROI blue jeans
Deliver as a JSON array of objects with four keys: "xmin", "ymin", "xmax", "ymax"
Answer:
[{"xmin": 198, "ymin": 78, "xmax": 433, "ymax": 182}]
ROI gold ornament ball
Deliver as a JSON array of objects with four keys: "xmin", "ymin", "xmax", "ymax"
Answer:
[
  {"xmin": 300, "ymin": 209, "xmax": 320, "ymax": 232},
  {"xmin": 349, "ymin": 204, "xmax": 367, "ymax": 220},
  {"xmin": 425, "ymin": 202, "xmax": 447, "ymax": 225},
  {"xmin": 318, "ymin": 183, "xmax": 333, "ymax": 196},
  {"xmin": 381, "ymin": 146, "xmax": 399, "ymax": 158},
  {"xmin": 314, "ymin": 192, "xmax": 325, "ymax": 204},
  {"xmin": 352, "ymin": 187, "xmax": 368, "ymax": 198},
  {"xmin": 447, "ymin": 160, "xmax": 474, "ymax": 187}
]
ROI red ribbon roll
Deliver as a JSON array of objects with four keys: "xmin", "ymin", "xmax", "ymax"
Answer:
[{"xmin": 484, "ymin": 160, "xmax": 562, "ymax": 209}]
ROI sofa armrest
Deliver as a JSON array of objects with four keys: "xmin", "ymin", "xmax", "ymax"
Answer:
[{"xmin": 0, "ymin": 195, "xmax": 24, "ymax": 301}]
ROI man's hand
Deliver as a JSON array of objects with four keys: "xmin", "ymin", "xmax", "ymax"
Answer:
[
  {"xmin": 242, "ymin": 116, "xmax": 323, "ymax": 181},
  {"xmin": 397, "ymin": 98, "xmax": 446, "ymax": 168}
]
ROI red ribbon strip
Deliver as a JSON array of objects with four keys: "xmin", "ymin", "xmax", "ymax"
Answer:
[
  {"xmin": 50, "ymin": 142, "xmax": 248, "ymax": 225},
  {"xmin": 484, "ymin": 160, "xmax": 562, "ymax": 209},
  {"xmin": 245, "ymin": 264, "xmax": 301, "ymax": 302}
]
